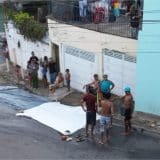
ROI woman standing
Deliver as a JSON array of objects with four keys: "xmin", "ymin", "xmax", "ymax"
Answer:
[{"xmin": 40, "ymin": 56, "xmax": 48, "ymax": 87}]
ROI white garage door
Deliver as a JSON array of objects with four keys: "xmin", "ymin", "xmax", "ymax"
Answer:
[
  {"xmin": 62, "ymin": 45, "xmax": 98, "ymax": 91},
  {"xmin": 103, "ymin": 49, "xmax": 136, "ymax": 98}
]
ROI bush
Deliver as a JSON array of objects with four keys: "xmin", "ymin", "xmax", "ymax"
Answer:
[{"xmin": 13, "ymin": 12, "xmax": 47, "ymax": 41}]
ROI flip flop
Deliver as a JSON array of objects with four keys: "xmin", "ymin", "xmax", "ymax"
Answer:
[
  {"xmin": 98, "ymin": 141, "xmax": 104, "ymax": 145},
  {"xmin": 76, "ymin": 137, "xmax": 85, "ymax": 142},
  {"xmin": 66, "ymin": 137, "xmax": 72, "ymax": 141}
]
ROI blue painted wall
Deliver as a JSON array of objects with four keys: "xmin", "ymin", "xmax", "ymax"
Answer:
[{"xmin": 135, "ymin": 0, "xmax": 160, "ymax": 115}]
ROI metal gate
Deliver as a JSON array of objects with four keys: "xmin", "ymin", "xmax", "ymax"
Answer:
[
  {"xmin": 62, "ymin": 44, "xmax": 98, "ymax": 91},
  {"xmin": 103, "ymin": 49, "xmax": 136, "ymax": 97}
]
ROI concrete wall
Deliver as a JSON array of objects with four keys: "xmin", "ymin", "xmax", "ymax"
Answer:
[
  {"xmin": 48, "ymin": 19, "xmax": 137, "ymax": 78},
  {"xmin": 135, "ymin": 0, "xmax": 160, "ymax": 115},
  {"xmin": 5, "ymin": 22, "xmax": 50, "ymax": 78},
  {"xmin": 48, "ymin": 18, "xmax": 137, "ymax": 93},
  {"xmin": 103, "ymin": 49, "xmax": 136, "ymax": 98}
]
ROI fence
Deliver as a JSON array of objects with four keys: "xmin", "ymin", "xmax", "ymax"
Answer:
[{"xmin": 49, "ymin": 0, "xmax": 140, "ymax": 39}]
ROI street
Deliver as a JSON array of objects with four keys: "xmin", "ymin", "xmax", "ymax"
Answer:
[
  {"xmin": 0, "ymin": 34, "xmax": 160, "ymax": 159},
  {"xmin": 0, "ymin": 0, "xmax": 160, "ymax": 158},
  {"xmin": 0, "ymin": 57, "xmax": 159, "ymax": 159},
  {"xmin": 0, "ymin": 88, "xmax": 160, "ymax": 159}
]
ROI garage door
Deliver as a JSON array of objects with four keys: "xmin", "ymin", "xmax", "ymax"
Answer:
[
  {"xmin": 62, "ymin": 45, "xmax": 98, "ymax": 91},
  {"xmin": 103, "ymin": 49, "xmax": 136, "ymax": 98}
]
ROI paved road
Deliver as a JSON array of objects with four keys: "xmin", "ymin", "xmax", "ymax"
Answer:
[
  {"xmin": 0, "ymin": 86, "xmax": 47, "ymax": 110},
  {"xmin": 0, "ymin": 100, "xmax": 160, "ymax": 159},
  {"xmin": 0, "ymin": 81, "xmax": 159, "ymax": 159},
  {"xmin": 0, "ymin": 35, "xmax": 159, "ymax": 159}
]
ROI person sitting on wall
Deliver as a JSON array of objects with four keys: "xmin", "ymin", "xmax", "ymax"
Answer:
[{"xmin": 49, "ymin": 72, "xmax": 64, "ymax": 94}]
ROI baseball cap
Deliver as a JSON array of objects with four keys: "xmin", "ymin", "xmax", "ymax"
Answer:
[{"xmin": 124, "ymin": 86, "xmax": 131, "ymax": 92}]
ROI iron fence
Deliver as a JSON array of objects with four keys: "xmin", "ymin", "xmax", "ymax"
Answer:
[{"xmin": 49, "ymin": 0, "xmax": 140, "ymax": 39}]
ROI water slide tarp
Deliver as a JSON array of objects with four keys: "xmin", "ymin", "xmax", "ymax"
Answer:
[{"xmin": 17, "ymin": 102, "xmax": 99, "ymax": 134}]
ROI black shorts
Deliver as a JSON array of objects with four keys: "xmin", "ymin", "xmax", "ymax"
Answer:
[
  {"xmin": 125, "ymin": 108, "xmax": 132, "ymax": 121},
  {"xmin": 86, "ymin": 111, "xmax": 96, "ymax": 126}
]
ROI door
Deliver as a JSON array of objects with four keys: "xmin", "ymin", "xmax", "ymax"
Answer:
[{"xmin": 51, "ymin": 43, "xmax": 60, "ymax": 72}]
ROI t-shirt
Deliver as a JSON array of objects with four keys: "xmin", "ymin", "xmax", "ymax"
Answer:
[
  {"xmin": 100, "ymin": 80, "xmax": 112, "ymax": 93},
  {"xmin": 83, "ymin": 93, "xmax": 96, "ymax": 112},
  {"xmin": 48, "ymin": 62, "xmax": 56, "ymax": 73}
]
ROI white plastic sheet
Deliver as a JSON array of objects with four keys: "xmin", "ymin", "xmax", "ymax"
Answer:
[{"xmin": 17, "ymin": 102, "xmax": 87, "ymax": 134}]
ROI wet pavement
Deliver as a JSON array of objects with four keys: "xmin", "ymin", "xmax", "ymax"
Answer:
[
  {"xmin": 0, "ymin": 37, "xmax": 160, "ymax": 158},
  {"xmin": 0, "ymin": 82, "xmax": 159, "ymax": 159},
  {"xmin": 0, "ymin": 86, "xmax": 47, "ymax": 110},
  {"xmin": 0, "ymin": 101, "xmax": 160, "ymax": 159}
]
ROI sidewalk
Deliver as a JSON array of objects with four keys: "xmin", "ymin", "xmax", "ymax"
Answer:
[{"xmin": 0, "ymin": 62, "xmax": 160, "ymax": 135}]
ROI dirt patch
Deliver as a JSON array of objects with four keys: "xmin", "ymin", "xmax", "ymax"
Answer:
[{"xmin": 60, "ymin": 91, "xmax": 82, "ymax": 106}]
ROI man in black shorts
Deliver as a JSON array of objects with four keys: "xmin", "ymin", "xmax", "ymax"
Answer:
[
  {"xmin": 80, "ymin": 86, "xmax": 97, "ymax": 138},
  {"xmin": 122, "ymin": 86, "xmax": 134, "ymax": 135}
]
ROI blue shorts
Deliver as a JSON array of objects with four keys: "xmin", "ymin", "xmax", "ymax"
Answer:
[{"xmin": 100, "ymin": 116, "xmax": 111, "ymax": 132}]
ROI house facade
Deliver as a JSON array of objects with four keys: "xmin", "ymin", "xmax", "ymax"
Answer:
[
  {"xmin": 5, "ymin": 22, "xmax": 49, "ymax": 78},
  {"xmin": 47, "ymin": 0, "xmax": 138, "ymax": 96},
  {"xmin": 4, "ymin": 0, "xmax": 50, "ymax": 79},
  {"xmin": 135, "ymin": 0, "xmax": 160, "ymax": 115}
]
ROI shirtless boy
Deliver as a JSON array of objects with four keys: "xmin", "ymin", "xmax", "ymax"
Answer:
[
  {"xmin": 99, "ymin": 93, "xmax": 114, "ymax": 144},
  {"xmin": 122, "ymin": 86, "xmax": 134, "ymax": 135}
]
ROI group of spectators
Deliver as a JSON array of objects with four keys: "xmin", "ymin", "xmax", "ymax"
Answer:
[
  {"xmin": 81, "ymin": 74, "xmax": 134, "ymax": 144},
  {"xmin": 77, "ymin": 1, "xmax": 140, "ymax": 20},
  {"xmin": 27, "ymin": 51, "xmax": 71, "ymax": 92},
  {"xmin": 74, "ymin": 0, "xmax": 141, "ymax": 38},
  {"xmin": 77, "ymin": 0, "xmax": 117, "ymax": 23}
]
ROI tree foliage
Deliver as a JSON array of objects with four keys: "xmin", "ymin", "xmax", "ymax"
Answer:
[
  {"xmin": 13, "ymin": 12, "xmax": 47, "ymax": 41},
  {"xmin": 4, "ymin": 5, "xmax": 47, "ymax": 42}
]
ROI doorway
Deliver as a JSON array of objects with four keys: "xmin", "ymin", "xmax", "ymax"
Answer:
[{"xmin": 51, "ymin": 43, "xmax": 60, "ymax": 72}]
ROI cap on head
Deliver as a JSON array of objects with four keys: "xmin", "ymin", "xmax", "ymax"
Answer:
[{"xmin": 124, "ymin": 86, "xmax": 131, "ymax": 92}]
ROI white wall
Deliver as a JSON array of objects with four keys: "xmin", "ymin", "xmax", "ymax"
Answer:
[
  {"xmin": 5, "ymin": 22, "xmax": 50, "ymax": 70},
  {"xmin": 62, "ymin": 44, "xmax": 98, "ymax": 91},
  {"xmin": 48, "ymin": 19, "xmax": 137, "ymax": 56},
  {"xmin": 48, "ymin": 19, "xmax": 137, "ymax": 78},
  {"xmin": 103, "ymin": 49, "xmax": 136, "ymax": 98}
]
